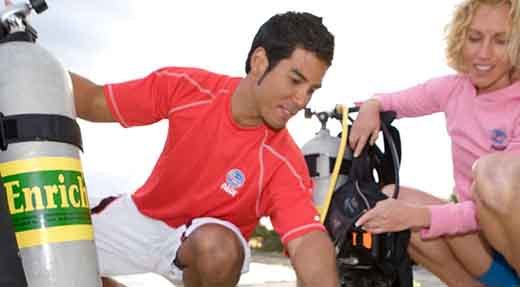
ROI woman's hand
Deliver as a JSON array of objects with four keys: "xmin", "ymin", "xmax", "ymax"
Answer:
[
  {"xmin": 349, "ymin": 99, "xmax": 381, "ymax": 157},
  {"xmin": 355, "ymin": 198, "xmax": 430, "ymax": 234}
]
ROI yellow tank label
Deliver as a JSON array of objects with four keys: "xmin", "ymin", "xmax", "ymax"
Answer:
[{"xmin": 0, "ymin": 157, "xmax": 94, "ymax": 248}]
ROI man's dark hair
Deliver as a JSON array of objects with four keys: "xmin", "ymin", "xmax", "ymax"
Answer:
[{"xmin": 245, "ymin": 11, "xmax": 335, "ymax": 74}]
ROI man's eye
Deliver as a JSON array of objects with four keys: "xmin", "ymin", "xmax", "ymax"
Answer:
[{"xmin": 291, "ymin": 78, "xmax": 302, "ymax": 84}]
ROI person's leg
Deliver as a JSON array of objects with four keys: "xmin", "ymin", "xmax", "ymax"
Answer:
[
  {"xmin": 472, "ymin": 152, "xmax": 520, "ymax": 273},
  {"xmin": 91, "ymin": 196, "xmax": 131, "ymax": 286},
  {"xmin": 382, "ymin": 185, "xmax": 486, "ymax": 286},
  {"xmin": 407, "ymin": 233, "xmax": 484, "ymax": 286},
  {"xmin": 92, "ymin": 194, "xmax": 184, "ymax": 287},
  {"xmin": 175, "ymin": 223, "xmax": 245, "ymax": 287},
  {"xmin": 443, "ymin": 234, "xmax": 492, "ymax": 277}
]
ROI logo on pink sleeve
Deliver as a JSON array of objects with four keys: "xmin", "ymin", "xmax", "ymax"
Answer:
[{"xmin": 490, "ymin": 129, "xmax": 507, "ymax": 151}]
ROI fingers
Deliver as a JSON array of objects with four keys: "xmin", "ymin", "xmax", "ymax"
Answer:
[
  {"xmin": 354, "ymin": 201, "xmax": 389, "ymax": 232},
  {"xmin": 351, "ymin": 129, "xmax": 379, "ymax": 157},
  {"xmin": 365, "ymin": 226, "xmax": 385, "ymax": 234},
  {"xmin": 369, "ymin": 128, "xmax": 379, "ymax": 146},
  {"xmin": 348, "ymin": 124, "xmax": 361, "ymax": 150},
  {"xmin": 349, "ymin": 100, "xmax": 381, "ymax": 157},
  {"xmin": 355, "ymin": 212, "xmax": 386, "ymax": 234},
  {"xmin": 353, "ymin": 135, "xmax": 368, "ymax": 158},
  {"xmin": 348, "ymin": 131, "xmax": 358, "ymax": 150},
  {"xmin": 348, "ymin": 123, "xmax": 367, "ymax": 157},
  {"xmin": 355, "ymin": 209, "xmax": 373, "ymax": 227}
]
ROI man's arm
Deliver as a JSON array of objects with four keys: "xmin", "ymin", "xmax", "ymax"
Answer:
[
  {"xmin": 286, "ymin": 230, "xmax": 338, "ymax": 287},
  {"xmin": 70, "ymin": 72, "xmax": 115, "ymax": 122}
]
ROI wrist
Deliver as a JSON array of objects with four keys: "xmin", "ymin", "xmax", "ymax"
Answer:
[
  {"xmin": 412, "ymin": 205, "xmax": 431, "ymax": 228},
  {"xmin": 365, "ymin": 98, "xmax": 381, "ymax": 111}
]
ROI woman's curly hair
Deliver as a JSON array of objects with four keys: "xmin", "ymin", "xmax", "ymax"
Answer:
[{"xmin": 445, "ymin": 0, "xmax": 520, "ymax": 73}]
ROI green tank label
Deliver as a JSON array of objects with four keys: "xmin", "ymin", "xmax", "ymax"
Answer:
[
  {"xmin": 0, "ymin": 157, "xmax": 94, "ymax": 248},
  {"xmin": 4, "ymin": 170, "xmax": 91, "ymax": 231}
]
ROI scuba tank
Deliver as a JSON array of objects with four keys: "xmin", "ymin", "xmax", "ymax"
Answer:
[
  {"xmin": 0, "ymin": 1, "xmax": 101, "ymax": 286},
  {"xmin": 301, "ymin": 108, "xmax": 352, "ymax": 217}
]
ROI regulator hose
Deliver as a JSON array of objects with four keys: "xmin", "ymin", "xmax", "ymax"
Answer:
[{"xmin": 320, "ymin": 104, "xmax": 349, "ymax": 223}]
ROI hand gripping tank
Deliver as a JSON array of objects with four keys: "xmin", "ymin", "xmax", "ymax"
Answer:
[{"xmin": 0, "ymin": 2, "xmax": 101, "ymax": 286}]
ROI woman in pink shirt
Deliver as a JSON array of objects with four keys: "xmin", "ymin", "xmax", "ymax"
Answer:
[{"xmin": 351, "ymin": 0, "xmax": 520, "ymax": 286}]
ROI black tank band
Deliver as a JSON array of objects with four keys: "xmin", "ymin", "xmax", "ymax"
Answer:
[{"xmin": 0, "ymin": 113, "xmax": 83, "ymax": 151}]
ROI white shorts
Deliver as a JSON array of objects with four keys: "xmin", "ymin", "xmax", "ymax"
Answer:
[{"xmin": 91, "ymin": 194, "xmax": 251, "ymax": 282}]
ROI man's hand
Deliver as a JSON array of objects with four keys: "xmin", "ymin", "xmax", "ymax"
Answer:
[{"xmin": 286, "ymin": 230, "xmax": 338, "ymax": 287}]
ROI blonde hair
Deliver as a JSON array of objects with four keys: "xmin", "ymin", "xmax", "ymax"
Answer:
[{"xmin": 445, "ymin": 0, "xmax": 520, "ymax": 73}]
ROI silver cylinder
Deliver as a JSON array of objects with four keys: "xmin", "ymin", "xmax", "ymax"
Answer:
[
  {"xmin": 0, "ymin": 41, "xmax": 101, "ymax": 287},
  {"xmin": 301, "ymin": 128, "xmax": 352, "ymax": 215}
]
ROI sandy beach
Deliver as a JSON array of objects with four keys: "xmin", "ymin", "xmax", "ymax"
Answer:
[{"xmin": 114, "ymin": 251, "xmax": 445, "ymax": 287}]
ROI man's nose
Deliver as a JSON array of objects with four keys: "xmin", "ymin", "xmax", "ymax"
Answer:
[{"xmin": 292, "ymin": 89, "xmax": 309, "ymax": 109}]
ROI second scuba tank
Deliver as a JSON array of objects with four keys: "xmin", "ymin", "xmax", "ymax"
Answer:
[{"xmin": 301, "ymin": 108, "xmax": 352, "ymax": 216}]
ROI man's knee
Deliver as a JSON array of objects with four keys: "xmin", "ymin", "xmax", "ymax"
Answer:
[
  {"xmin": 179, "ymin": 223, "xmax": 244, "ymax": 283},
  {"xmin": 472, "ymin": 153, "xmax": 520, "ymax": 213}
]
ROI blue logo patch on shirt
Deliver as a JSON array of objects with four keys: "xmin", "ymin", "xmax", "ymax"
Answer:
[
  {"xmin": 221, "ymin": 169, "xmax": 245, "ymax": 198},
  {"xmin": 226, "ymin": 169, "xmax": 245, "ymax": 189},
  {"xmin": 491, "ymin": 128, "xmax": 507, "ymax": 151}
]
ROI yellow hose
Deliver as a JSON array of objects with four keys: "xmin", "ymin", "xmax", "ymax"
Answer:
[{"xmin": 320, "ymin": 105, "xmax": 349, "ymax": 223}]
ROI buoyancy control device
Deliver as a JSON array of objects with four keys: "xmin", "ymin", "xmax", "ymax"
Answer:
[
  {"xmin": 0, "ymin": 2, "xmax": 101, "ymax": 286},
  {"xmin": 302, "ymin": 106, "xmax": 413, "ymax": 287}
]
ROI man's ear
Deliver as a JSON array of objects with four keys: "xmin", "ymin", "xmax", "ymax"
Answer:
[{"xmin": 249, "ymin": 47, "xmax": 269, "ymax": 79}]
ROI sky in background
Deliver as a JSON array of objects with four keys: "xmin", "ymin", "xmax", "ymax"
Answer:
[{"xmin": 4, "ymin": 1, "xmax": 458, "ymax": 200}]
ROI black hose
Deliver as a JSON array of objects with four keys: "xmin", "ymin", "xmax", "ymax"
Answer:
[{"xmin": 380, "ymin": 122, "xmax": 400, "ymax": 199}]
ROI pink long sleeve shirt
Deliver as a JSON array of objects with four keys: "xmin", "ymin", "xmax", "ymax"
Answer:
[{"xmin": 375, "ymin": 74, "xmax": 520, "ymax": 239}]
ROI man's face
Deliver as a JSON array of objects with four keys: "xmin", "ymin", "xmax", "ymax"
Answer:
[
  {"xmin": 252, "ymin": 48, "xmax": 328, "ymax": 130},
  {"xmin": 462, "ymin": 3, "xmax": 513, "ymax": 94}
]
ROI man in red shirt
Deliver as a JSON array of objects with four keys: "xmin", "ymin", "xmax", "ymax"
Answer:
[{"xmin": 72, "ymin": 11, "xmax": 338, "ymax": 287}]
